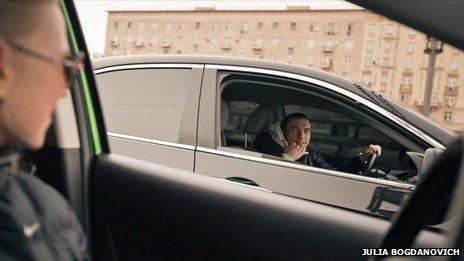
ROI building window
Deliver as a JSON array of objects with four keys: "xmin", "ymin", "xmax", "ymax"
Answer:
[
  {"xmin": 149, "ymin": 36, "xmax": 156, "ymax": 45},
  {"xmin": 125, "ymin": 36, "xmax": 133, "ymax": 43},
  {"xmin": 257, "ymin": 22, "xmax": 264, "ymax": 30},
  {"xmin": 366, "ymin": 41, "xmax": 374, "ymax": 51},
  {"xmin": 444, "ymin": 112, "xmax": 453, "ymax": 121},
  {"xmin": 309, "ymin": 23, "xmax": 316, "ymax": 32},
  {"xmin": 384, "ymin": 41, "xmax": 391, "ymax": 51},
  {"xmin": 448, "ymin": 77, "xmax": 458, "ymax": 89},
  {"xmin": 210, "ymin": 37, "xmax": 217, "ymax": 44},
  {"xmin": 347, "ymin": 22, "xmax": 354, "ymax": 35},
  {"xmin": 273, "ymin": 22, "xmax": 279, "ymax": 30},
  {"xmin": 211, "ymin": 22, "xmax": 219, "ymax": 30},
  {"xmin": 327, "ymin": 22, "xmax": 335, "ymax": 34},
  {"xmin": 368, "ymin": 24, "xmax": 377, "ymax": 34},
  {"xmin": 324, "ymin": 39, "xmax": 334, "ymax": 49},
  {"xmin": 178, "ymin": 22, "xmax": 186, "ymax": 30},
  {"xmin": 307, "ymin": 39, "xmax": 316, "ymax": 48},
  {"xmin": 364, "ymin": 57, "xmax": 373, "ymax": 66},
  {"xmin": 450, "ymin": 60, "xmax": 460, "ymax": 71},
  {"xmin": 406, "ymin": 42, "xmax": 414, "ymax": 53},
  {"xmin": 225, "ymin": 22, "xmax": 232, "ymax": 30},
  {"xmin": 270, "ymin": 53, "xmax": 276, "ymax": 60},
  {"xmin": 151, "ymin": 21, "xmax": 157, "ymax": 30},
  {"xmin": 271, "ymin": 38, "xmax": 279, "ymax": 46},
  {"xmin": 255, "ymin": 54, "xmax": 264, "ymax": 59},
  {"xmin": 287, "ymin": 47, "xmax": 294, "ymax": 56},
  {"xmin": 401, "ymin": 93, "xmax": 411, "ymax": 101},
  {"xmin": 177, "ymin": 50, "xmax": 182, "ymax": 54},
  {"xmin": 405, "ymin": 59, "xmax": 413, "ymax": 69},
  {"xmin": 195, "ymin": 22, "xmax": 201, "ymax": 30},
  {"xmin": 223, "ymin": 37, "xmax": 231, "ymax": 45},
  {"xmin": 383, "ymin": 57, "xmax": 390, "ymax": 67},
  {"xmin": 193, "ymin": 44, "xmax": 199, "ymax": 53},
  {"xmin": 402, "ymin": 75, "xmax": 412, "ymax": 85},
  {"xmin": 344, "ymin": 55, "xmax": 351, "ymax": 64},
  {"xmin": 138, "ymin": 22, "xmax": 145, "ymax": 30},
  {"xmin": 345, "ymin": 40, "xmax": 354, "ymax": 49},
  {"xmin": 164, "ymin": 22, "xmax": 172, "ymax": 30},
  {"xmin": 241, "ymin": 22, "xmax": 249, "ymax": 31},
  {"xmin": 386, "ymin": 24, "xmax": 394, "ymax": 34},
  {"xmin": 343, "ymin": 72, "xmax": 350, "ymax": 79},
  {"xmin": 239, "ymin": 36, "xmax": 246, "ymax": 45},
  {"xmin": 290, "ymin": 22, "xmax": 297, "ymax": 31},
  {"xmin": 113, "ymin": 21, "xmax": 119, "ymax": 29},
  {"xmin": 307, "ymin": 56, "xmax": 313, "ymax": 66},
  {"xmin": 446, "ymin": 96, "xmax": 456, "ymax": 107},
  {"xmin": 177, "ymin": 35, "xmax": 183, "ymax": 43},
  {"xmin": 381, "ymin": 74, "xmax": 389, "ymax": 85},
  {"xmin": 127, "ymin": 21, "xmax": 132, "ymax": 29},
  {"xmin": 362, "ymin": 74, "xmax": 371, "ymax": 85}
]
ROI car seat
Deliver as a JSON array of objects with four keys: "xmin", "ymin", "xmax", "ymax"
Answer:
[{"xmin": 242, "ymin": 106, "xmax": 274, "ymax": 150}]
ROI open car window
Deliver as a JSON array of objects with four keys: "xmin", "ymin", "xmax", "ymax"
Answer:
[{"xmin": 220, "ymin": 73, "xmax": 424, "ymax": 184}]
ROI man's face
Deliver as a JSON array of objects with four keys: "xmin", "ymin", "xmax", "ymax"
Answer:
[
  {"xmin": 0, "ymin": 4, "xmax": 69, "ymax": 149},
  {"xmin": 284, "ymin": 117, "xmax": 311, "ymax": 149}
]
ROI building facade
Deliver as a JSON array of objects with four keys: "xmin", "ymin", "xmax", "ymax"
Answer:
[{"xmin": 104, "ymin": 8, "xmax": 464, "ymax": 132}]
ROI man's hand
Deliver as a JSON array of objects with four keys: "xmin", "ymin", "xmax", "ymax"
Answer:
[
  {"xmin": 282, "ymin": 139, "xmax": 306, "ymax": 161},
  {"xmin": 359, "ymin": 144, "xmax": 382, "ymax": 163}
]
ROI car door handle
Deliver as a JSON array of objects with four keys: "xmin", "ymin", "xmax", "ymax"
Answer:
[{"xmin": 225, "ymin": 177, "xmax": 260, "ymax": 187}]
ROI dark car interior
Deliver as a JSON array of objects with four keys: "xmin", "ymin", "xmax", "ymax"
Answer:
[
  {"xmin": 19, "ymin": 0, "xmax": 464, "ymax": 260},
  {"xmin": 220, "ymin": 73, "xmax": 424, "ymax": 183}
]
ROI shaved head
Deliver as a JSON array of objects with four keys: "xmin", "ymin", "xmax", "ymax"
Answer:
[{"xmin": 0, "ymin": 0, "xmax": 57, "ymax": 41}]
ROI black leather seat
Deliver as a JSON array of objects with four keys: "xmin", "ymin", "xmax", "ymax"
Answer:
[{"xmin": 242, "ymin": 106, "xmax": 274, "ymax": 150}]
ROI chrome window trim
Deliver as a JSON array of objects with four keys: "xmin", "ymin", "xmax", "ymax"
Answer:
[
  {"xmin": 197, "ymin": 146, "xmax": 415, "ymax": 190},
  {"xmin": 207, "ymin": 64, "xmax": 445, "ymax": 150},
  {"xmin": 107, "ymin": 132, "xmax": 195, "ymax": 151},
  {"xmin": 94, "ymin": 63, "xmax": 204, "ymax": 74}
]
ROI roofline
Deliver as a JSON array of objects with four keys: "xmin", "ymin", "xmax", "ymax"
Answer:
[{"xmin": 106, "ymin": 9, "xmax": 367, "ymax": 14}]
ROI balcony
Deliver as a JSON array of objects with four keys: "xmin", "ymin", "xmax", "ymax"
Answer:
[
  {"xmin": 110, "ymin": 40, "xmax": 119, "ymax": 47},
  {"xmin": 134, "ymin": 41, "xmax": 144, "ymax": 47},
  {"xmin": 321, "ymin": 60, "xmax": 333, "ymax": 69},
  {"xmin": 221, "ymin": 43, "xmax": 231, "ymax": 50},
  {"xmin": 445, "ymin": 87, "xmax": 458, "ymax": 95},
  {"xmin": 252, "ymin": 43, "xmax": 262, "ymax": 50},
  {"xmin": 161, "ymin": 42, "xmax": 171, "ymax": 48},
  {"xmin": 400, "ymin": 85, "xmax": 412, "ymax": 93},
  {"xmin": 323, "ymin": 46, "xmax": 334, "ymax": 52}
]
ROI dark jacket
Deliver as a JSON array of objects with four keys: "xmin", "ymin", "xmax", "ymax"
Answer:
[
  {"xmin": 0, "ymin": 149, "xmax": 89, "ymax": 260},
  {"xmin": 254, "ymin": 129, "xmax": 365, "ymax": 174}
]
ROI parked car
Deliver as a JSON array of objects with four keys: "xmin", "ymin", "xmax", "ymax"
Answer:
[
  {"xmin": 93, "ymin": 54, "xmax": 455, "ymax": 219},
  {"xmin": 21, "ymin": 0, "xmax": 464, "ymax": 260}
]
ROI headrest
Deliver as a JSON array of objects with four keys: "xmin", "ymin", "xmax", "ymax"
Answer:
[{"xmin": 242, "ymin": 106, "xmax": 274, "ymax": 134}]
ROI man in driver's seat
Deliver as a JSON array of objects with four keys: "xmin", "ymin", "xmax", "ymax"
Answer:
[{"xmin": 254, "ymin": 113, "xmax": 381, "ymax": 174}]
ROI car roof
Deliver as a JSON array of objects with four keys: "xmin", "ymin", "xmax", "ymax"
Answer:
[{"xmin": 93, "ymin": 54, "xmax": 455, "ymax": 146}]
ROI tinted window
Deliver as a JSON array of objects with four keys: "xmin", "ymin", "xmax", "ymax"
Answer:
[{"xmin": 96, "ymin": 68, "xmax": 190, "ymax": 143}]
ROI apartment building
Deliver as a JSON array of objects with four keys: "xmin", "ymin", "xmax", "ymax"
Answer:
[{"xmin": 104, "ymin": 8, "xmax": 464, "ymax": 132}]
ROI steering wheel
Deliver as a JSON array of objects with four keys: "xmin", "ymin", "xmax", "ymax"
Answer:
[
  {"xmin": 377, "ymin": 137, "xmax": 464, "ymax": 252},
  {"xmin": 363, "ymin": 153, "xmax": 377, "ymax": 176}
]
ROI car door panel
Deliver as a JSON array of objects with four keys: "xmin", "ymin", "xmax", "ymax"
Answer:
[
  {"xmin": 107, "ymin": 135, "xmax": 195, "ymax": 171},
  {"xmin": 195, "ymin": 147, "xmax": 411, "ymax": 217},
  {"xmin": 91, "ymin": 153, "xmax": 445, "ymax": 260},
  {"xmin": 195, "ymin": 66, "xmax": 415, "ymax": 219}
]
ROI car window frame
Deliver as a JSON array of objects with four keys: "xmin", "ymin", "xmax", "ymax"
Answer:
[{"xmin": 206, "ymin": 64, "xmax": 445, "ymax": 189}]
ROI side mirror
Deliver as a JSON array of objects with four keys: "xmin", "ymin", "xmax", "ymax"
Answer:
[{"xmin": 420, "ymin": 148, "xmax": 445, "ymax": 177}]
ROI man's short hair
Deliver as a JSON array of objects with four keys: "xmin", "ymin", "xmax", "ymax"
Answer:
[
  {"xmin": 280, "ymin": 113, "xmax": 311, "ymax": 136},
  {"xmin": 0, "ymin": 0, "xmax": 56, "ymax": 40}
]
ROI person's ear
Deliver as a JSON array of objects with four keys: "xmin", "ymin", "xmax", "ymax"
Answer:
[{"xmin": 0, "ymin": 39, "xmax": 13, "ymax": 101}]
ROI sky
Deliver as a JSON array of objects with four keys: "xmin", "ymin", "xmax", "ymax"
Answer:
[{"xmin": 74, "ymin": 0, "xmax": 362, "ymax": 54}]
